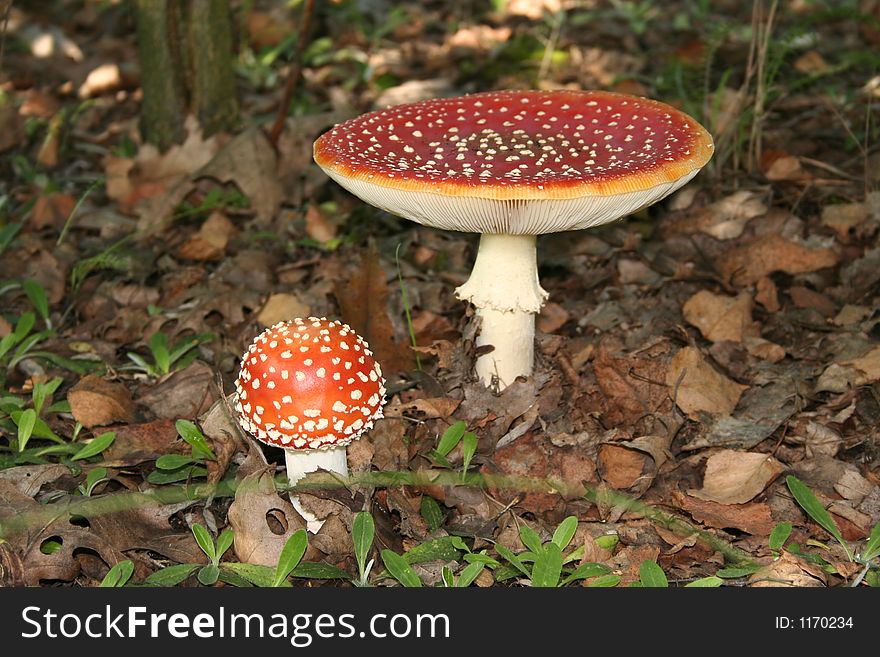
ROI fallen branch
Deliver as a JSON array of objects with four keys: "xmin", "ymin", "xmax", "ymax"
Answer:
[{"xmin": 0, "ymin": 469, "xmax": 756, "ymax": 566}]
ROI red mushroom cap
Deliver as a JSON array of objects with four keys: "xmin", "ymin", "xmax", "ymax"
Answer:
[
  {"xmin": 314, "ymin": 89, "xmax": 713, "ymax": 202},
  {"xmin": 234, "ymin": 317, "xmax": 386, "ymax": 450}
]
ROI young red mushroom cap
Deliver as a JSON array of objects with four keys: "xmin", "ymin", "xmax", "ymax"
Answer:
[
  {"xmin": 314, "ymin": 90, "xmax": 713, "ymax": 389},
  {"xmin": 234, "ymin": 317, "xmax": 386, "ymax": 530}
]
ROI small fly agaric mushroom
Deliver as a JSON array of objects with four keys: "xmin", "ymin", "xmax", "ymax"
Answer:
[
  {"xmin": 314, "ymin": 90, "xmax": 713, "ymax": 389},
  {"xmin": 234, "ymin": 317, "xmax": 386, "ymax": 531}
]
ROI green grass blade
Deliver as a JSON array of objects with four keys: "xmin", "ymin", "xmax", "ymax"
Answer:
[
  {"xmin": 769, "ymin": 522, "xmax": 792, "ymax": 553},
  {"xmin": 552, "ymin": 516, "xmax": 578, "ymax": 550},
  {"xmin": 143, "ymin": 564, "xmax": 198, "ymax": 587},
  {"xmin": 215, "ymin": 528, "xmax": 235, "ymax": 561},
  {"xmin": 381, "ymin": 549, "xmax": 422, "ymax": 587},
  {"xmin": 560, "ymin": 561, "xmax": 610, "ymax": 586},
  {"xmin": 518, "ymin": 525, "xmax": 544, "ymax": 555},
  {"xmin": 456, "ymin": 561, "xmax": 485, "ymax": 587},
  {"xmin": 176, "ymin": 419, "xmax": 216, "ymax": 460},
  {"xmin": 861, "ymin": 522, "xmax": 880, "ymax": 562},
  {"xmin": 149, "ymin": 332, "xmax": 170, "ymax": 374},
  {"xmin": 100, "ymin": 560, "xmax": 134, "ymax": 587},
  {"xmin": 273, "ymin": 529, "xmax": 308, "ymax": 587},
  {"xmin": 23, "ymin": 279, "xmax": 49, "ymax": 325},
  {"xmin": 191, "ymin": 524, "xmax": 215, "ymax": 561},
  {"xmin": 435, "ymin": 421, "xmax": 466, "ymax": 457},
  {"xmin": 685, "ymin": 576, "xmax": 723, "ymax": 587},
  {"xmin": 352, "ymin": 511, "xmax": 375, "ymax": 580},
  {"xmin": 16, "ymin": 408, "xmax": 36, "ymax": 452},
  {"xmin": 786, "ymin": 475, "xmax": 850, "ymax": 559},
  {"xmin": 71, "ymin": 431, "xmax": 116, "ymax": 461},
  {"xmin": 531, "ymin": 542, "xmax": 563, "ymax": 587}
]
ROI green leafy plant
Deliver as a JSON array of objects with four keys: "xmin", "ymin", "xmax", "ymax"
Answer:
[
  {"xmin": 71, "ymin": 431, "xmax": 116, "ymax": 462},
  {"xmin": 142, "ymin": 528, "xmax": 346, "ymax": 587},
  {"xmin": 125, "ymin": 331, "xmax": 215, "ymax": 379},
  {"xmin": 100, "ymin": 560, "xmax": 134, "ymax": 587},
  {"xmin": 493, "ymin": 516, "xmax": 612, "ymax": 587},
  {"xmin": 148, "ymin": 419, "xmax": 216, "ymax": 484},
  {"xmin": 380, "ymin": 549, "xmax": 422, "ymax": 587},
  {"xmin": 77, "ymin": 466, "xmax": 110, "ymax": 496},
  {"xmin": 785, "ymin": 475, "xmax": 880, "ymax": 586},
  {"xmin": 631, "ymin": 560, "xmax": 721, "ymax": 588},
  {"xmin": 420, "ymin": 495, "xmax": 446, "ymax": 533},
  {"xmin": 192, "ymin": 524, "xmax": 234, "ymax": 585},
  {"xmin": 430, "ymin": 421, "xmax": 479, "ymax": 480},
  {"xmin": 353, "ymin": 510, "xmax": 481, "ymax": 587},
  {"xmin": 352, "ymin": 511, "xmax": 376, "ymax": 587},
  {"xmin": 2, "ymin": 377, "xmax": 67, "ymax": 453},
  {"xmin": 0, "ymin": 311, "xmax": 51, "ymax": 376}
]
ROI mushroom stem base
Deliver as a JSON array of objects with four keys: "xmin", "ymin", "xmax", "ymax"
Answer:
[
  {"xmin": 473, "ymin": 306, "xmax": 535, "ymax": 389},
  {"xmin": 455, "ymin": 233, "xmax": 547, "ymax": 390},
  {"xmin": 285, "ymin": 446, "xmax": 348, "ymax": 533}
]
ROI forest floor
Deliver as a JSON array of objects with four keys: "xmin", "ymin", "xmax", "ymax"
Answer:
[{"xmin": 0, "ymin": 0, "xmax": 878, "ymax": 588}]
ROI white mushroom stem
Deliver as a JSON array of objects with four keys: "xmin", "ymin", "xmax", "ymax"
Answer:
[
  {"xmin": 455, "ymin": 233, "xmax": 548, "ymax": 390},
  {"xmin": 284, "ymin": 446, "xmax": 348, "ymax": 534}
]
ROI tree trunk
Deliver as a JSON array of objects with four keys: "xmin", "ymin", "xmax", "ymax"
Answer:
[{"xmin": 135, "ymin": 0, "xmax": 238, "ymax": 151}]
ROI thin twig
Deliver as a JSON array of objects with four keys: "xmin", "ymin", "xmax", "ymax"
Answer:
[{"xmin": 267, "ymin": 0, "xmax": 315, "ymax": 148}]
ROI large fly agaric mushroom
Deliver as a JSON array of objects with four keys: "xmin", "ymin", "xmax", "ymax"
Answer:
[
  {"xmin": 314, "ymin": 90, "xmax": 713, "ymax": 389},
  {"xmin": 234, "ymin": 317, "xmax": 386, "ymax": 531}
]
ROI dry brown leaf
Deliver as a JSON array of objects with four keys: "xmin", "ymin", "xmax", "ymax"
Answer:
[
  {"xmin": 78, "ymin": 63, "xmax": 123, "ymax": 98},
  {"xmin": 755, "ymin": 276, "xmax": 780, "ymax": 312},
  {"xmin": 488, "ymin": 432, "xmax": 559, "ymax": 515},
  {"xmin": 31, "ymin": 193, "xmax": 76, "ymax": 230},
  {"xmin": 593, "ymin": 340, "xmax": 671, "ymax": 426},
  {"xmin": 0, "ymin": 464, "xmax": 69, "ymax": 497},
  {"xmin": 128, "ymin": 116, "xmax": 219, "ymax": 198},
  {"xmin": 764, "ymin": 154, "xmax": 809, "ymax": 182},
  {"xmin": 833, "ymin": 470, "xmax": 874, "ymax": 504},
  {"xmin": 304, "ymin": 204, "xmax": 338, "ymax": 243},
  {"xmin": 67, "ymin": 375, "xmax": 135, "ymax": 429},
  {"xmin": 789, "ymin": 285, "xmax": 836, "ymax": 316},
  {"xmin": 537, "ymin": 302, "xmax": 570, "ymax": 334},
  {"xmin": 821, "ymin": 202, "xmax": 868, "ymax": 239},
  {"xmin": 597, "ymin": 443, "xmax": 651, "ymax": 491},
  {"xmin": 716, "ymin": 235, "xmax": 839, "ymax": 286},
  {"xmin": 368, "ymin": 418, "xmax": 409, "ymax": 472},
  {"xmin": 816, "ymin": 345, "xmax": 880, "ymax": 393},
  {"xmin": 749, "ymin": 552, "xmax": 825, "ymax": 587},
  {"xmin": 505, "ymin": 0, "xmax": 562, "ymax": 19},
  {"xmin": 256, "ymin": 293, "xmax": 311, "ymax": 327},
  {"xmin": 844, "ymin": 346, "xmax": 880, "ymax": 384},
  {"xmin": 227, "ymin": 470, "xmax": 308, "ymax": 567},
  {"xmin": 674, "ymin": 491, "xmax": 775, "ymax": 535},
  {"xmin": 384, "ymin": 397, "xmax": 460, "ymax": 420},
  {"xmin": 335, "ymin": 245, "xmax": 413, "ymax": 375},
  {"xmin": 101, "ymin": 419, "xmax": 180, "ymax": 466},
  {"xmin": 664, "ymin": 190, "xmax": 766, "ymax": 239},
  {"xmin": 176, "ymin": 211, "xmax": 237, "ymax": 261},
  {"xmin": 691, "ymin": 449, "xmax": 784, "ymax": 504},
  {"xmin": 667, "ymin": 347, "xmax": 747, "ymax": 419},
  {"xmin": 833, "ymin": 304, "xmax": 870, "ymax": 326},
  {"xmin": 0, "ymin": 102, "xmax": 25, "ymax": 152},
  {"xmin": 139, "ymin": 361, "xmax": 217, "ymax": 420},
  {"xmin": 743, "ymin": 337, "xmax": 786, "ymax": 363},
  {"xmin": 448, "ymin": 25, "xmax": 511, "ymax": 50},
  {"xmin": 198, "ymin": 127, "xmax": 281, "ymax": 226},
  {"xmin": 794, "ymin": 50, "xmax": 831, "ymax": 74},
  {"xmin": 683, "ymin": 290, "xmax": 756, "ymax": 343}
]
